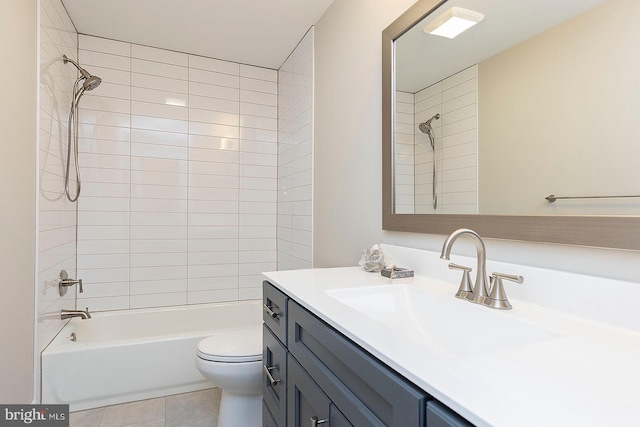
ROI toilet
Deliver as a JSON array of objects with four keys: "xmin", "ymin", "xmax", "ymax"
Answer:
[{"xmin": 195, "ymin": 326, "xmax": 263, "ymax": 427}]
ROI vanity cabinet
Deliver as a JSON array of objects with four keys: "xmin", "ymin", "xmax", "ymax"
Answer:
[{"xmin": 262, "ymin": 281, "xmax": 474, "ymax": 427}]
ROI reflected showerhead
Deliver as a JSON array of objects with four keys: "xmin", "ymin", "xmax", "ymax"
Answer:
[
  {"xmin": 418, "ymin": 113, "xmax": 441, "ymax": 134},
  {"xmin": 63, "ymin": 55, "xmax": 102, "ymax": 91}
]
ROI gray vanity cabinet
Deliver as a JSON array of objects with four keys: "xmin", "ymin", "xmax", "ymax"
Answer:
[
  {"xmin": 287, "ymin": 300, "xmax": 427, "ymax": 426},
  {"xmin": 263, "ymin": 401, "xmax": 279, "ymax": 427},
  {"xmin": 263, "ymin": 282, "xmax": 289, "ymax": 427},
  {"xmin": 263, "ymin": 324, "xmax": 287, "ymax": 426},
  {"xmin": 426, "ymin": 401, "xmax": 474, "ymax": 427},
  {"xmin": 262, "ymin": 281, "xmax": 475, "ymax": 427},
  {"xmin": 287, "ymin": 354, "xmax": 354, "ymax": 427},
  {"xmin": 287, "ymin": 355, "xmax": 331, "ymax": 426}
]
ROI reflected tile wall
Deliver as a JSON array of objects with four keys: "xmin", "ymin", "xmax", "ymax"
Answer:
[
  {"xmin": 395, "ymin": 91, "xmax": 415, "ymax": 214},
  {"xmin": 414, "ymin": 65, "xmax": 478, "ymax": 214},
  {"xmin": 37, "ymin": 0, "xmax": 78, "ymax": 399},
  {"xmin": 77, "ymin": 36, "xmax": 278, "ymax": 309},
  {"xmin": 277, "ymin": 28, "xmax": 314, "ymax": 270}
]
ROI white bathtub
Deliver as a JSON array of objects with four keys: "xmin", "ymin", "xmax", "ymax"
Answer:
[{"xmin": 41, "ymin": 300, "xmax": 262, "ymax": 411}]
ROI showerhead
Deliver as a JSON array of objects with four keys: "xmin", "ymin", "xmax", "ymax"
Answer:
[
  {"xmin": 82, "ymin": 75, "xmax": 102, "ymax": 91},
  {"xmin": 63, "ymin": 55, "xmax": 102, "ymax": 91},
  {"xmin": 418, "ymin": 113, "xmax": 441, "ymax": 134}
]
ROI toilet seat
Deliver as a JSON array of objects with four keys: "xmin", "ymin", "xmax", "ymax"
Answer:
[{"xmin": 197, "ymin": 326, "xmax": 262, "ymax": 363}]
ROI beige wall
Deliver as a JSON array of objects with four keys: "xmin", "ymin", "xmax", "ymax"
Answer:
[
  {"xmin": 479, "ymin": 0, "xmax": 640, "ymax": 215},
  {"xmin": 313, "ymin": 0, "xmax": 640, "ymax": 282},
  {"xmin": 314, "ymin": 0, "xmax": 416, "ymax": 267},
  {"xmin": 0, "ymin": 0, "xmax": 37, "ymax": 403}
]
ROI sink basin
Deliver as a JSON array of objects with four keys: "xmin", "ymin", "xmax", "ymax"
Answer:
[{"xmin": 327, "ymin": 285, "xmax": 559, "ymax": 356}]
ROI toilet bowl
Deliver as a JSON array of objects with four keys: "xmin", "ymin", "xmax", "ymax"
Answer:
[{"xmin": 195, "ymin": 326, "xmax": 263, "ymax": 427}]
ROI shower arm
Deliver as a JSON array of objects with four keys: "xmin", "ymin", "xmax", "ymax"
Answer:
[{"xmin": 63, "ymin": 55, "xmax": 91, "ymax": 79}]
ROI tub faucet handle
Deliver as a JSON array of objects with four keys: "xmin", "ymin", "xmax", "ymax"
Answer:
[{"xmin": 58, "ymin": 270, "xmax": 83, "ymax": 296}]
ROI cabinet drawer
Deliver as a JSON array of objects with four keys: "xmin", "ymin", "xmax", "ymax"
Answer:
[
  {"xmin": 263, "ymin": 281, "xmax": 288, "ymax": 344},
  {"xmin": 426, "ymin": 401, "xmax": 474, "ymax": 427},
  {"xmin": 288, "ymin": 300, "xmax": 428, "ymax": 427},
  {"xmin": 287, "ymin": 354, "xmax": 330, "ymax": 427},
  {"xmin": 263, "ymin": 325, "xmax": 287, "ymax": 427}
]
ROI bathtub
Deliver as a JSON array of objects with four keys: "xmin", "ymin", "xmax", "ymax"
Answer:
[{"xmin": 41, "ymin": 300, "xmax": 262, "ymax": 411}]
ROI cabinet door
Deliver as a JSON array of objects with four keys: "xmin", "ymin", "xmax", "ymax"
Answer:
[
  {"xmin": 263, "ymin": 400, "xmax": 280, "ymax": 427},
  {"xmin": 331, "ymin": 404, "xmax": 354, "ymax": 427},
  {"xmin": 264, "ymin": 325, "xmax": 287, "ymax": 427},
  {"xmin": 288, "ymin": 300, "xmax": 428, "ymax": 426},
  {"xmin": 287, "ymin": 355, "xmax": 330, "ymax": 427},
  {"xmin": 426, "ymin": 401, "xmax": 474, "ymax": 427}
]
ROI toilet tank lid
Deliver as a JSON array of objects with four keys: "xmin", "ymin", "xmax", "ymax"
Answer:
[{"xmin": 197, "ymin": 326, "xmax": 262, "ymax": 361}]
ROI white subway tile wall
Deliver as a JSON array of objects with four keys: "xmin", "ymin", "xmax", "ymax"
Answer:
[
  {"xmin": 37, "ymin": 0, "xmax": 78, "ymax": 358},
  {"xmin": 277, "ymin": 28, "xmax": 314, "ymax": 271},
  {"xmin": 77, "ymin": 35, "xmax": 278, "ymax": 309},
  {"xmin": 395, "ymin": 91, "xmax": 415, "ymax": 214},
  {"xmin": 414, "ymin": 65, "xmax": 478, "ymax": 214}
]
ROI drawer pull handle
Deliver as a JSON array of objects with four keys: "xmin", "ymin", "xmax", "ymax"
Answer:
[
  {"xmin": 263, "ymin": 303, "xmax": 279, "ymax": 319},
  {"xmin": 311, "ymin": 416, "xmax": 328, "ymax": 426},
  {"xmin": 263, "ymin": 365, "xmax": 280, "ymax": 387}
]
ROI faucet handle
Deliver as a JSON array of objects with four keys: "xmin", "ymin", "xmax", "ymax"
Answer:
[
  {"xmin": 486, "ymin": 272, "xmax": 524, "ymax": 310},
  {"xmin": 448, "ymin": 263, "xmax": 473, "ymax": 300}
]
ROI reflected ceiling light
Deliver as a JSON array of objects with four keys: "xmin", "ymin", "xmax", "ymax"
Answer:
[
  {"xmin": 165, "ymin": 98, "xmax": 186, "ymax": 107},
  {"xmin": 423, "ymin": 7, "xmax": 485, "ymax": 39}
]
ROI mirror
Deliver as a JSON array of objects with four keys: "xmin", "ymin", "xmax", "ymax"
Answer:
[{"xmin": 382, "ymin": 0, "xmax": 640, "ymax": 249}]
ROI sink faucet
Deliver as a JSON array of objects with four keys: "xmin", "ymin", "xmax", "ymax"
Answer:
[
  {"xmin": 440, "ymin": 228, "xmax": 490, "ymax": 305},
  {"xmin": 61, "ymin": 307, "xmax": 91, "ymax": 320}
]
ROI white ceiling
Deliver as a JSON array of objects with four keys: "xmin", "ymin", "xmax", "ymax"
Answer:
[
  {"xmin": 395, "ymin": 0, "xmax": 608, "ymax": 93},
  {"xmin": 61, "ymin": 0, "xmax": 334, "ymax": 69}
]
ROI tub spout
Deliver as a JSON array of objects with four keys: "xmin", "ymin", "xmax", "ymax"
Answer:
[{"xmin": 61, "ymin": 307, "xmax": 91, "ymax": 320}]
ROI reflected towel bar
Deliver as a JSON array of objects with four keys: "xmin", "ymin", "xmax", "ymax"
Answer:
[{"xmin": 545, "ymin": 194, "xmax": 640, "ymax": 203}]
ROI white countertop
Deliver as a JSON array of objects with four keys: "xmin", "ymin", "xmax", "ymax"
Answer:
[{"xmin": 263, "ymin": 244, "xmax": 640, "ymax": 427}]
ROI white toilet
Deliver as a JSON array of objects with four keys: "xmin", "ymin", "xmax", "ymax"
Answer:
[{"xmin": 195, "ymin": 326, "xmax": 263, "ymax": 427}]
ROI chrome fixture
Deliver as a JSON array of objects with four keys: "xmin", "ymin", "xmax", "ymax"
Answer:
[
  {"xmin": 418, "ymin": 113, "xmax": 440, "ymax": 209},
  {"xmin": 263, "ymin": 303, "xmax": 279, "ymax": 319},
  {"xmin": 440, "ymin": 228, "xmax": 489, "ymax": 304},
  {"xmin": 61, "ymin": 307, "xmax": 91, "ymax": 320},
  {"xmin": 311, "ymin": 416, "xmax": 328, "ymax": 426},
  {"xmin": 441, "ymin": 228, "xmax": 524, "ymax": 309},
  {"xmin": 448, "ymin": 262, "xmax": 473, "ymax": 300},
  {"xmin": 62, "ymin": 54, "xmax": 102, "ymax": 202},
  {"xmin": 262, "ymin": 365, "xmax": 280, "ymax": 387},
  {"xmin": 486, "ymin": 272, "xmax": 523, "ymax": 310},
  {"xmin": 58, "ymin": 269, "xmax": 83, "ymax": 296},
  {"xmin": 545, "ymin": 194, "xmax": 640, "ymax": 203}
]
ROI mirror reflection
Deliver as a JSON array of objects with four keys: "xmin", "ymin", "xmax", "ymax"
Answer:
[{"xmin": 393, "ymin": 0, "xmax": 640, "ymax": 216}]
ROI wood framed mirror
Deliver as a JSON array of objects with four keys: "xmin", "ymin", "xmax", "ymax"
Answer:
[{"xmin": 382, "ymin": 0, "xmax": 640, "ymax": 250}]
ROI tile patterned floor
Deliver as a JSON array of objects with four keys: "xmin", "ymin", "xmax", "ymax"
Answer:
[{"xmin": 69, "ymin": 388, "xmax": 221, "ymax": 427}]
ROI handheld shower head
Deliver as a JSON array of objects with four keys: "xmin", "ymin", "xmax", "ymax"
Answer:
[
  {"xmin": 83, "ymin": 75, "xmax": 102, "ymax": 91},
  {"xmin": 62, "ymin": 54, "xmax": 102, "ymax": 203},
  {"xmin": 418, "ymin": 113, "xmax": 441, "ymax": 134},
  {"xmin": 63, "ymin": 55, "xmax": 102, "ymax": 90},
  {"xmin": 417, "ymin": 113, "xmax": 441, "ymax": 210}
]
